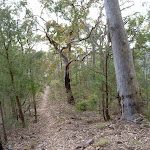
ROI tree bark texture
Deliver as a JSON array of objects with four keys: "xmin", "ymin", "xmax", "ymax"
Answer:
[
  {"xmin": 33, "ymin": 93, "xmax": 37, "ymax": 123},
  {"xmin": 64, "ymin": 33, "xmax": 75, "ymax": 104},
  {"xmin": 104, "ymin": 0, "xmax": 142, "ymax": 120},
  {"xmin": 65, "ymin": 65, "xmax": 75, "ymax": 104}
]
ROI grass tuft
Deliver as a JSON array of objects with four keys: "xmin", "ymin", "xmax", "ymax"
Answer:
[{"xmin": 94, "ymin": 138, "xmax": 110, "ymax": 147}]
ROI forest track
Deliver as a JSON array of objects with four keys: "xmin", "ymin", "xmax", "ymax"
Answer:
[{"xmin": 7, "ymin": 87, "xmax": 150, "ymax": 150}]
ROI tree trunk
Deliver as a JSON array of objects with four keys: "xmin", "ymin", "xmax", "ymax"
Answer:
[
  {"xmin": 5, "ymin": 48, "xmax": 25, "ymax": 127},
  {"xmin": 64, "ymin": 32, "xmax": 75, "ymax": 104},
  {"xmin": 104, "ymin": 0, "xmax": 142, "ymax": 120},
  {"xmin": 0, "ymin": 141, "xmax": 3, "ymax": 150},
  {"xmin": 65, "ymin": 65, "xmax": 75, "ymax": 104},
  {"xmin": 105, "ymin": 49, "xmax": 110, "ymax": 120},
  {"xmin": 33, "ymin": 93, "xmax": 37, "ymax": 123},
  {"xmin": 16, "ymin": 96, "xmax": 25, "ymax": 127},
  {"xmin": 102, "ymin": 82, "xmax": 106, "ymax": 121},
  {"xmin": 0, "ymin": 101, "xmax": 7, "ymax": 143}
]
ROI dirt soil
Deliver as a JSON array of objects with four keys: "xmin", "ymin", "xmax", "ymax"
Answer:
[{"xmin": 6, "ymin": 86, "xmax": 150, "ymax": 150}]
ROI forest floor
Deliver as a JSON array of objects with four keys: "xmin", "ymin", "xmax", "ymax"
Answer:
[{"xmin": 6, "ymin": 86, "xmax": 150, "ymax": 150}]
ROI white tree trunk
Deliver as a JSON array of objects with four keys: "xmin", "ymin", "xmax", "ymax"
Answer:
[{"xmin": 104, "ymin": 0, "xmax": 142, "ymax": 120}]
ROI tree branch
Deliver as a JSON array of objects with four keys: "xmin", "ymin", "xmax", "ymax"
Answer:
[
  {"xmin": 66, "ymin": 51, "xmax": 94, "ymax": 68},
  {"xmin": 121, "ymin": 4, "xmax": 134, "ymax": 11},
  {"xmin": 46, "ymin": 33, "xmax": 68, "ymax": 63}
]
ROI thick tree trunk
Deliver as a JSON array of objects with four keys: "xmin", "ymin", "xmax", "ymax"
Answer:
[
  {"xmin": 104, "ymin": 0, "xmax": 142, "ymax": 120},
  {"xmin": 65, "ymin": 65, "xmax": 75, "ymax": 104},
  {"xmin": 64, "ymin": 33, "xmax": 75, "ymax": 104}
]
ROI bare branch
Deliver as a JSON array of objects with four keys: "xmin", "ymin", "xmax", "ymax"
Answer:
[
  {"xmin": 67, "ymin": 24, "xmax": 98, "ymax": 45},
  {"xmin": 59, "ymin": 23, "xmax": 98, "ymax": 53},
  {"xmin": 66, "ymin": 51, "xmax": 94, "ymax": 68},
  {"xmin": 120, "ymin": 0, "xmax": 134, "ymax": 7},
  {"xmin": 121, "ymin": 4, "xmax": 134, "ymax": 11},
  {"xmin": 32, "ymin": 15, "xmax": 47, "ymax": 24},
  {"xmin": 46, "ymin": 33, "xmax": 68, "ymax": 63}
]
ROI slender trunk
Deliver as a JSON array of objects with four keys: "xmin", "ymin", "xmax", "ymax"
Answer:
[
  {"xmin": 144, "ymin": 56, "xmax": 149, "ymax": 106},
  {"xmin": 11, "ymin": 98, "xmax": 17, "ymax": 119},
  {"xmin": 105, "ymin": 51, "xmax": 110, "ymax": 120},
  {"xmin": 93, "ymin": 46, "xmax": 96, "ymax": 66},
  {"xmin": 0, "ymin": 101, "xmax": 7, "ymax": 142},
  {"xmin": 102, "ymin": 83, "xmax": 106, "ymax": 121},
  {"xmin": 104, "ymin": 0, "xmax": 142, "ymax": 120},
  {"xmin": 5, "ymin": 48, "xmax": 25, "ymax": 127},
  {"xmin": 33, "ymin": 93, "xmax": 37, "ymax": 123},
  {"xmin": 60, "ymin": 57, "xmax": 63, "ymax": 71},
  {"xmin": 16, "ymin": 96, "xmax": 25, "ymax": 127},
  {"xmin": 101, "ymin": 53, "xmax": 107, "ymax": 121}
]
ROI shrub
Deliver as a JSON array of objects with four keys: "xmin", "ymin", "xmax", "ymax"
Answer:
[
  {"xmin": 76, "ymin": 101, "xmax": 89, "ymax": 111},
  {"xmin": 143, "ymin": 109, "xmax": 150, "ymax": 121},
  {"xmin": 94, "ymin": 138, "xmax": 110, "ymax": 147},
  {"xmin": 88, "ymin": 97, "xmax": 98, "ymax": 110}
]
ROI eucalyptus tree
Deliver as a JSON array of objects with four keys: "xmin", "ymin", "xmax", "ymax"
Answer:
[
  {"xmin": 104, "ymin": 0, "xmax": 143, "ymax": 120},
  {"xmin": 39, "ymin": 0, "xmax": 99, "ymax": 104}
]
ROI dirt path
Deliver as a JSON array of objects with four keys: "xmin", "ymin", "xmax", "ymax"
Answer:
[{"xmin": 8, "ymin": 87, "xmax": 150, "ymax": 150}]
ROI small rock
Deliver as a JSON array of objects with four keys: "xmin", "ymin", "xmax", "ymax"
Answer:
[
  {"xmin": 67, "ymin": 121, "xmax": 72, "ymax": 124},
  {"xmin": 144, "ymin": 124, "xmax": 150, "ymax": 128},
  {"xmin": 58, "ymin": 128, "xmax": 62, "ymax": 131},
  {"xmin": 33, "ymin": 120, "xmax": 37, "ymax": 123},
  {"xmin": 117, "ymin": 141, "xmax": 123, "ymax": 144},
  {"xmin": 127, "ymin": 146, "xmax": 135, "ymax": 150},
  {"xmin": 96, "ymin": 147, "xmax": 101, "ymax": 150},
  {"xmin": 133, "ymin": 117, "xmax": 143, "ymax": 124},
  {"xmin": 7, "ymin": 145, "xmax": 13, "ymax": 150},
  {"xmin": 76, "ymin": 145, "xmax": 82, "ymax": 149},
  {"xmin": 140, "ymin": 124, "xmax": 144, "ymax": 128},
  {"xmin": 108, "ymin": 123, "xmax": 115, "ymax": 129},
  {"xmin": 71, "ymin": 117, "xmax": 76, "ymax": 120},
  {"xmin": 86, "ymin": 139, "xmax": 94, "ymax": 145}
]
